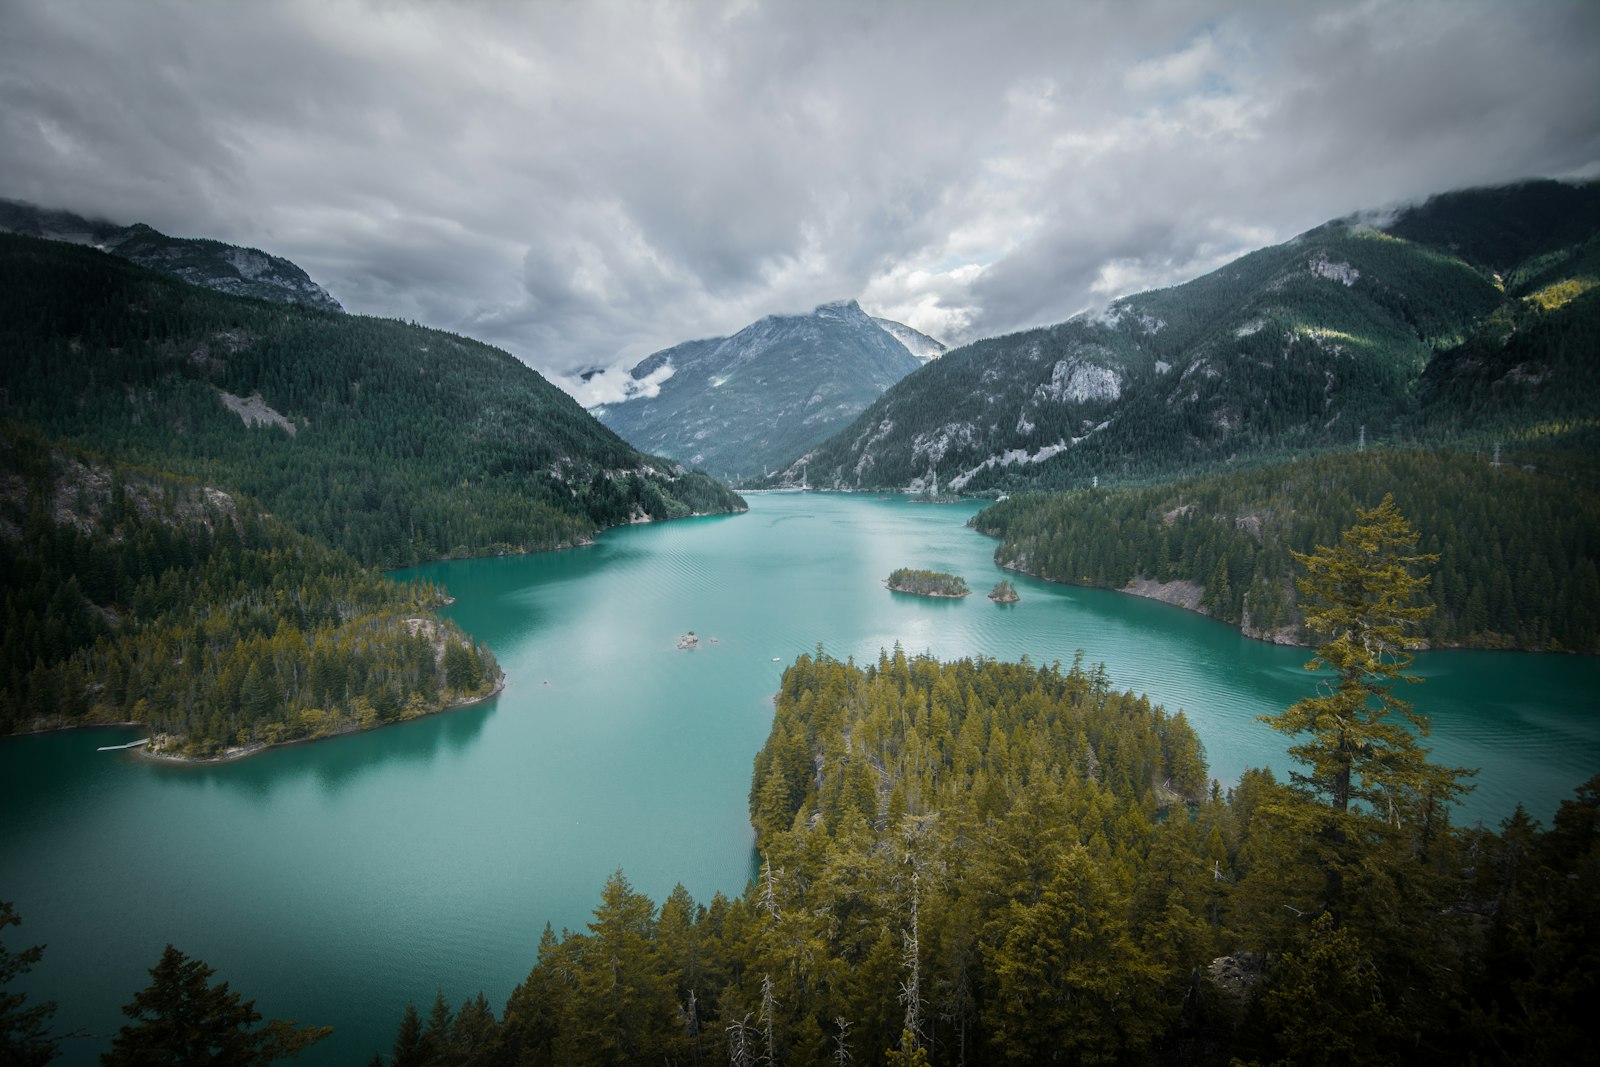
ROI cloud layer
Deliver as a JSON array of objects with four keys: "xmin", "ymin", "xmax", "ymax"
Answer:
[{"xmin": 3, "ymin": 0, "xmax": 1597, "ymax": 403}]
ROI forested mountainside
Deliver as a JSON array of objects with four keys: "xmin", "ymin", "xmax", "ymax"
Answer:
[
  {"xmin": 594, "ymin": 300, "xmax": 925, "ymax": 481},
  {"xmin": 975, "ymin": 448, "xmax": 1600, "ymax": 652},
  {"xmin": 374, "ymin": 647, "xmax": 1599, "ymax": 1066},
  {"xmin": 0, "ymin": 421, "xmax": 497, "ymax": 754},
  {"xmin": 0, "ymin": 234, "xmax": 744, "ymax": 569},
  {"xmin": 775, "ymin": 180, "xmax": 1600, "ymax": 493},
  {"xmin": 0, "ymin": 198, "xmax": 345, "ymax": 312}
]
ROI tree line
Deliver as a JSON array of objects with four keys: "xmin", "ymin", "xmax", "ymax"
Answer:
[
  {"xmin": 974, "ymin": 448, "xmax": 1600, "ymax": 652},
  {"xmin": 886, "ymin": 569, "xmax": 970, "ymax": 598}
]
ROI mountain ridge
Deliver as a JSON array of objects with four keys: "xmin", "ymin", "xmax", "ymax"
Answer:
[
  {"xmin": 0, "ymin": 197, "xmax": 345, "ymax": 313},
  {"xmin": 0, "ymin": 232, "xmax": 744, "ymax": 569},
  {"xmin": 772, "ymin": 179, "xmax": 1600, "ymax": 493}
]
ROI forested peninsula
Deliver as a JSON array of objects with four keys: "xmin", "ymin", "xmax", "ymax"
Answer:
[
  {"xmin": 974, "ymin": 447, "xmax": 1600, "ymax": 652},
  {"xmin": 0, "ymin": 422, "xmax": 500, "ymax": 757}
]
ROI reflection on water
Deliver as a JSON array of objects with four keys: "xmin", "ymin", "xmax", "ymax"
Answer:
[{"xmin": 134, "ymin": 699, "xmax": 499, "ymax": 801}]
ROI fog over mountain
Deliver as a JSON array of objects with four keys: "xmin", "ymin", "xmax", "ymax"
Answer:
[{"xmin": 3, "ymin": 1, "xmax": 1596, "ymax": 404}]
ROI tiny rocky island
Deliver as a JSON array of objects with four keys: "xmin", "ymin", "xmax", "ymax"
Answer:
[
  {"xmin": 988, "ymin": 578, "xmax": 1020, "ymax": 603},
  {"xmin": 886, "ymin": 567, "xmax": 970, "ymax": 598}
]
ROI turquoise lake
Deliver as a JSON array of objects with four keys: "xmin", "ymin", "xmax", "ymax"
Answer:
[{"xmin": 3, "ymin": 493, "xmax": 1597, "ymax": 1063}]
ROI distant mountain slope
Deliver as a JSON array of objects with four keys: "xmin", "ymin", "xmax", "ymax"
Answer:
[
  {"xmin": 0, "ymin": 198, "xmax": 344, "ymax": 312},
  {"xmin": 0, "ymin": 234, "xmax": 744, "ymax": 567},
  {"xmin": 777, "ymin": 180, "xmax": 1600, "ymax": 493},
  {"xmin": 594, "ymin": 300, "xmax": 924, "ymax": 480}
]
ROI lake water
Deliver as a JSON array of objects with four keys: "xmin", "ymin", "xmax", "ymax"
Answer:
[{"xmin": 3, "ymin": 493, "xmax": 1596, "ymax": 1064}]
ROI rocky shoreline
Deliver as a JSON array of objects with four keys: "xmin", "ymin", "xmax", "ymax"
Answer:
[{"xmin": 996, "ymin": 558, "xmax": 1319, "ymax": 648}]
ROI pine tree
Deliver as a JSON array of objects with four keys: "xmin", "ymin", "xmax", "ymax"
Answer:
[
  {"xmin": 1260, "ymin": 495, "xmax": 1468, "ymax": 823},
  {"xmin": 102, "ymin": 945, "xmax": 329, "ymax": 1065},
  {"xmin": 390, "ymin": 1002, "xmax": 428, "ymax": 1067}
]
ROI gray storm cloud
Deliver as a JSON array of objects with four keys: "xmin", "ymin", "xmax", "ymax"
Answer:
[{"xmin": 2, "ymin": 0, "xmax": 1596, "ymax": 404}]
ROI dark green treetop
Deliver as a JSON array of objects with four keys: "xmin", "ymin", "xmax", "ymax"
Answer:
[{"xmin": 101, "ymin": 945, "xmax": 329, "ymax": 1066}]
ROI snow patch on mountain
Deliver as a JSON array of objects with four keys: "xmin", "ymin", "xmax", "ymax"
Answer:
[
  {"xmin": 872, "ymin": 317, "xmax": 947, "ymax": 362},
  {"xmin": 1099, "ymin": 301, "xmax": 1167, "ymax": 335}
]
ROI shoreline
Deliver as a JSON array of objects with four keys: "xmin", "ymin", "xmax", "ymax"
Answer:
[
  {"xmin": 399, "ymin": 504, "xmax": 748, "ymax": 569},
  {"xmin": 7, "ymin": 499, "xmax": 743, "ymax": 760},
  {"xmin": 996, "ymin": 557, "xmax": 1575, "ymax": 654},
  {"xmin": 883, "ymin": 580, "xmax": 970, "ymax": 599},
  {"xmin": 2, "ymin": 675, "xmax": 509, "ymax": 763},
  {"xmin": 993, "ymin": 554, "xmax": 1324, "ymax": 649},
  {"xmin": 136, "ymin": 672, "xmax": 509, "ymax": 766}
]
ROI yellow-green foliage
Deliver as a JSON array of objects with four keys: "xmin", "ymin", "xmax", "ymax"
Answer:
[
  {"xmin": 475, "ymin": 646, "xmax": 1600, "ymax": 1065},
  {"xmin": 1524, "ymin": 276, "xmax": 1598, "ymax": 312}
]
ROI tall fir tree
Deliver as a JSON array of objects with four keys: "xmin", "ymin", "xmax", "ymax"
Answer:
[
  {"xmin": 1260, "ymin": 494, "xmax": 1469, "ymax": 824},
  {"xmin": 102, "ymin": 945, "xmax": 329, "ymax": 1066}
]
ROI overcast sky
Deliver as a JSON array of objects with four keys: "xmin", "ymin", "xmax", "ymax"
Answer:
[{"xmin": 3, "ymin": 0, "xmax": 1597, "ymax": 403}]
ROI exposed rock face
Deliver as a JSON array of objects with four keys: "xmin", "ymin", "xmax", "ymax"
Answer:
[
  {"xmin": 1122, "ymin": 577, "xmax": 1205, "ymax": 612},
  {"xmin": 1207, "ymin": 953, "xmax": 1265, "ymax": 1007}
]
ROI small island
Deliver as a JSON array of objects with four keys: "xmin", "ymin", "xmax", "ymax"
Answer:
[
  {"xmin": 677, "ymin": 631, "xmax": 700, "ymax": 649},
  {"xmin": 886, "ymin": 568, "xmax": 970, "ymax": 598},
  {"xmin": 988, "ymin": 579, "xmax": 1020, "ymax": 603}
]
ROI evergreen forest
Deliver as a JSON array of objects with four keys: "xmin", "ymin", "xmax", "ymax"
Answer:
[
  {"xmin": 9, "ymin": 638, "xmax": 1595, "ymax": 1063},
  {"xmin": 974, "ymin": 448, "xmax": 1600, "ymax": 652},
  {"xmin": 0, "ymin": 422, "xmax": 498, "ymax": 754},
  {"xmin": 0, "ymin": 234, "xmax": 743, "ymax": 570}
]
